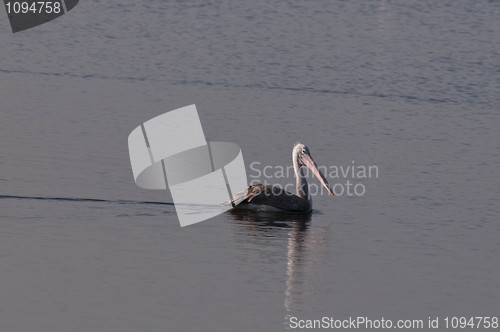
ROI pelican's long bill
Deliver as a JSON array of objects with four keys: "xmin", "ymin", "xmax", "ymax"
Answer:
[{"xmin": 300, "ymin": 153, "xmax": 335, "ymax": 197}]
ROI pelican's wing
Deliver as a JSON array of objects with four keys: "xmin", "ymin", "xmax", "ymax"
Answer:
[{"xmin": 228, "ymin": 184, "xmax": 311, "ymax": 212}]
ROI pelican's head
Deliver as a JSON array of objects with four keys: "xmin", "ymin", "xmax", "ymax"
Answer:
[{"xmin": 293, "ymin": 142, "xmax": 334, "ymax": 197}]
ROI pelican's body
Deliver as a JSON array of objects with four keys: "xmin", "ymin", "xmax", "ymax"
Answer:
[{"xmin": 229, "ymin": 143, "xmax": 333, "ymax": 213}]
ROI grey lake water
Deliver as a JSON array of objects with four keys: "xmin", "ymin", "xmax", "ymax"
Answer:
[{"xmin": 1, "ymin": 1, "xmax": 499, "ymax": 331}]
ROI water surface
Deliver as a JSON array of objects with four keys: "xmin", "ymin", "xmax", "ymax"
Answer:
[{"xmin": 1, "ymin": 1, "xmax": 499, "ymax": 331}]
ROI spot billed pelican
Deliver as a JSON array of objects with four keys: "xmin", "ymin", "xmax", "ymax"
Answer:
[{"xmin": 229, "ymin": 142, "xmax": 334, "ymax": 212}]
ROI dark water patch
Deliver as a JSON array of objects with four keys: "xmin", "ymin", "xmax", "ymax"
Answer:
[
  {"xmin": 0, "ymin": 69, "xmax": 459, "ymax": 105},
  {"xmin": 0, "ymin": 195, "xmax": 172, "ymax": 206}
]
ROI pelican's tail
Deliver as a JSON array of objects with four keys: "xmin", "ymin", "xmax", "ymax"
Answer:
[{"xmin": 221, "ymin": 186, "xmax": 251, "ymax": 208}]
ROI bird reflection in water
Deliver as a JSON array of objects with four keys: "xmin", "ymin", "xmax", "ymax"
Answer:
[{"xmin": 228, "ymin": 208, "xmax": 332, "ymax": 324}]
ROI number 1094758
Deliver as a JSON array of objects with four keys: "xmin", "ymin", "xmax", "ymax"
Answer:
[{"xmin": 5, "ymin": 2, "xmax": 62, "ymax": 14}]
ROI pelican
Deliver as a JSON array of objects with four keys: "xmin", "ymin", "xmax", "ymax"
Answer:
[{"xmin": 229, "ymin": 142, "xmax": 334, "ymax": 213}]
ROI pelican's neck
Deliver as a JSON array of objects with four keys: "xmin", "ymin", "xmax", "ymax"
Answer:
[{"xmin": 293, "ymin": 154, "xmax": 311, "ymax": 206}]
